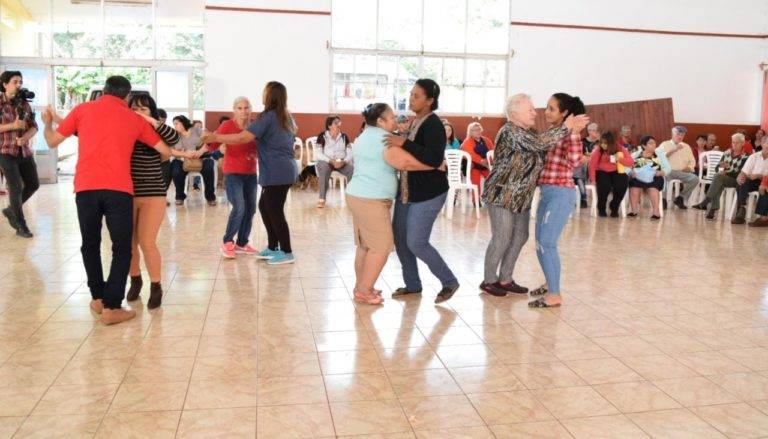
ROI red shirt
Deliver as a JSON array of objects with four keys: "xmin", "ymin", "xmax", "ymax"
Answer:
[
  {"xmin": 538, "ymin": 134, "xmax": 582, "ymax": 187},
  {"xmin": 208, "ymin": 119, "xmax": 258, "ymax": 175},
  {"xmin": 588, "ymin": 145, "xmax": 635, "ymax": 182},
  {"xmin": 745, "ymin": 141, "xmax": 755, "ymax": 155},
  {"xmin": 57, "ymin": 95, "xmax": 161, "ymax": 195}
]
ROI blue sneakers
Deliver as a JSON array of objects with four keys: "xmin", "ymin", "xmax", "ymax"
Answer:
[
  {"xmin": 255, "ymin": 248, "xmax": 280, "ymax": 260},
  {"xmin": 266, "ymin": 251, "xmax": 295, "ymax": 265}
]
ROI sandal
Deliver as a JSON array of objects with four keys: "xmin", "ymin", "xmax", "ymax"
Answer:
[
  {"xmin": 650, "ymin": 215, "xmax": 661, "ymax": 220},
  {"xmin": 627, "ymin": 212, "xmax": 638, "ymax": 217},
  {"xmin": 528, "ymin": 297, "xmax": 562, "ymax": 308},
  {"xmin": 529, "ymin": 285, "xmax": 548, "ymax": 297},
  {"xmin": 354, "ymin": 289, "xmax": 383, "ymax": 305},
  {"xmin": 391, "ymin": 287, "xmax": 422, "ymax": 298}
]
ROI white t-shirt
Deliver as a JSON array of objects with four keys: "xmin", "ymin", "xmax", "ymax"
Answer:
[{"xmin": 741, "ymin": 152, "xmax": 767, "ymax": 176}]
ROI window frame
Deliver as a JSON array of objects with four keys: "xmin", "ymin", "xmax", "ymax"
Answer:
[{"xmin": 329, "ymin": 0, "xmax": 511, "ymax": 116}]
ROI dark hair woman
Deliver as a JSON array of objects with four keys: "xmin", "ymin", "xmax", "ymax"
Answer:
[
  {"xmin": 201, "ymin": 81, "xmax": 298, "ymax": 265},
  {"xmin": 169, "ymin": 114, "xmax": 215, "ymax": 205},
  {"xmin": 382, "ymin": 78, "xmax": 459, "ymax": 303},
  {"xmin": 588, "ymin": 130, "xmax": 634, "ymax": 218},
  {"xmin": 443, "ymin": 120, "xmax": 460, "ymax": 150},
  {"xmin": 627, "ymin": 135, "xmax": 671, "ymax": 220},
  {"xmin": 528, "ymin": 92, "xmax": 591, "ymax": 308},
  {"xmin": 0, "ymin": 70, "xmax": 39, "ymax": 238},
  {"xmin": 314, "ymin": 114, "xmax": 353, "ymax": 208},
  {"xmin": 125, "ymin": 94, "xmax": 188, "ymax": 309}
]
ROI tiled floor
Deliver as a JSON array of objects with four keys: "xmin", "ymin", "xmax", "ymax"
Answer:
[{"xmin": 1, "ymin": 180, "xmax": 767, "ymax": 438}]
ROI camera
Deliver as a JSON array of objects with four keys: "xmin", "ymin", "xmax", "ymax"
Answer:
[{"xmin": 15, "ymin": 88, "xmax": 35, "ymax": 102}]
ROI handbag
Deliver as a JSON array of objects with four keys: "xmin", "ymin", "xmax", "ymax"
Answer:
[
  {"xmin": 182, "ymin": 158, "xmax": 203, "ymax": 173},
  {"xmin": 632, "ymin": 164, "xmax": 655, "ymax": 183}
]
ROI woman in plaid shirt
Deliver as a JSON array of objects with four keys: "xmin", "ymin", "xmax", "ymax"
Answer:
[{"xmin": 529, "ymin": 93, "xmax": 588, "ymax": 308}]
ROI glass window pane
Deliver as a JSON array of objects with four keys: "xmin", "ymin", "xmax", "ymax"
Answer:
[
  {"xmin": 465, "ymin": 86, "xmax": 484, "ymax": 114},
  {"xmin": 486, "ymin": 59, "xmax": 505, "ymax": 86},
  {"xmin": 53, "ymin": 0, "xmax": 102, "ymax": 59},
  {"xmin": 193, "ymin": 69, "xmax": 204, "ymax": 109},
  {"xmin": 104, "ymin": 3, "xmax": 153, "ymax": 59},
  {"xmin": 422, "ymin": 58, "xmax": 442, "ymax": 83},
  {"xmin": 377, "ymin": 56, "xmax": 398, "ymax": 85},
  {"xmin": 156, "ymin": 0, "xmax": 204, "ymax": 60},
  {"xmin": 54, "ymin": 66, "xmax": 150, "ymax": 111},
  {"xmin": 443, "ymin": 58, "xmax": 464, "ymax": 85},
  {"xmin": 157, "ymin": 71, "xmax": 189, "ymax": 109},
  {"xmin": 423, "ymin": 0, "xmax": 465, "ymax": 53},
  {"xmin": 466, "ymin": 59, "xmax": 486, "ymax": 86},
  {"xmin": 378, "ymin": 0, "xmax": 421, "ymax": 51},
  {"xmin": 1, "ymin": 0, "xmax": 51, "ymax": 57},
  {"xmin": 440, "ymin": 85, "xmax": 464, "ymax": 114},
  {"xmin": 397, "ymin": 57, "xmax": 420, "ymax": 84},
  {"xmin": 332, "ymin": 0, "xmax": 376, "ymax": 49},
  {"xmin": 332, "ymin": 81, "xmax": 356, "ymax": 111},
  {"xmin": 466, "ymin": 0, "xmax": 509, "ymax": 55},
  {"xmin": 355, "ymin": 55, "xmax": 378, "ymax": 83},
  {"xmin": 484, "ymin": 87, "xmax": 505, "ymax": 114}
]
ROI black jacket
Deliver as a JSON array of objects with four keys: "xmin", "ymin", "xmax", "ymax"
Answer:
[{"xmin": 400, "ymin": 113, "xmax": 449, "ymax": 203}]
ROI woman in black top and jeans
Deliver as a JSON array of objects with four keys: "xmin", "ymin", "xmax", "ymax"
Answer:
[{"xmin": 384, "ymin": 79, "xmax": 459, "ymax": 303}]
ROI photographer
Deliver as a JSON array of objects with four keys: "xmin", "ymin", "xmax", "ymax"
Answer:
[{"xmin": 0, "ymin": 70, "xmax": 39, "ymax": 238}]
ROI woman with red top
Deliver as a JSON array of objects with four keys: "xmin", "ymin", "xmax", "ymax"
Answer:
[
  {"xmin": 588, "ymin": 131, "xmax": 634, "ymax": 217},
  {"xmin": 460, "ymin": 122, "xmax": 494, "ymax": 197},
  {"xmin": 529, "ymin": 93, "xmax": 589, "ymax": 308},
  {"xmin": 195, "ymin": 97, "xmax": 259, "ymax": 258}
]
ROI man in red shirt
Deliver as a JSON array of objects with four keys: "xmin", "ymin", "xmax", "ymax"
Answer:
[{"xmin": 42, "ymin": 76, "xmax": 172, "ymax": 325}]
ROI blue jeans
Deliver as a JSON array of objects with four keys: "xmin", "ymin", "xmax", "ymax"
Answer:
[
  {"xmin": 535, "ymin": 185, "xmax": 575, "ymax": 295},
  {"xmin": 223, "ymin": 173, "xmax": 258, "ymax": 246},
  {"xmin": 393, "ymin": 192, "xmax": 458, "ymax": 290}
]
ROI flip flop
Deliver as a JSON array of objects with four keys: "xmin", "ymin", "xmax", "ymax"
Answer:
[{"xmin": 528, "ymin": 297, "xmax": 561, "ymax": 308}]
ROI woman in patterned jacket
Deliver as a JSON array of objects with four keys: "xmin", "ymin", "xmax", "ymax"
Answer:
[{"xmin": 480, "ymin": 94, "xmax": 587, "ymax": 298}]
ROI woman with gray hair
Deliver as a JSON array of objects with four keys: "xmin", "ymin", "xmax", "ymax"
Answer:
[{"xmin": 479, "ymin": 94, "xmax": 587, "ymax": 297}]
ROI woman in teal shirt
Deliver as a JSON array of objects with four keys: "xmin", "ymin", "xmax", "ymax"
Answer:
[
  {"xmin": 443, "ymin": 120, "xmax": 461, "ymax": 149},
  {"xmin": 346, "ymin": 103, "xmax": 443, "ymax": 305}
]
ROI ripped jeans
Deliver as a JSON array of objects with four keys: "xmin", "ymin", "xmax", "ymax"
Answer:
[{"xmin": 534, "ymin": 185, "xmax": 575, "ymax": 295}]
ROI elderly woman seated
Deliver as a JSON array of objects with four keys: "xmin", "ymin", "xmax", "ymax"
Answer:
[
  {"xmin": 627, "ymin": 135, "xmax": 671, "ymax": 220},
  {"xmin": 460, "ymin": 121, "xmax": 494, "ymax": 197}
]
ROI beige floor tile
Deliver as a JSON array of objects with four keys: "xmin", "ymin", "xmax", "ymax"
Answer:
[
  {"xmin": 259, "ymin": 351, "xmax": 322, "ymax": 377},
  {"xmin": 324, "ymin": 372, "xmax": 397, "ymax": 402},
  {"xmin": 96, "ymin": 410, "xmax": 181, "ymax": 439},
  {"xmin": 533, "ymin": 386, "xmax": 619, "ymax": 419},
  {"xmin": 713, "ymin": 371, "xmax": 768, "ymax": 401},
  {"xmin": 15, "ymin": 413, "xmax": 103, "ymax": 438},
  {"xmin": 414, "ymin": 426, "xmax": 494, "ymax": 438},
  {"xmin": 378, "ymin": 347, "xmax": 445, "ymax": 372},
  {"xmin": 319, "ymin": 350, "xmax": 384, "ymax": 375},
  {"xmin": 177, "ymin": 407, "xmax": 257, "ymax": 438},
  {"xmin": 468, "ymin": 390, "xmax": 553, "ymax": 425},
  {"xmin": 0, "ymin": 416, "xmax": 24, "ymax": 438},
  {"xmin": 388, "ymin": 369, "xmax": 462, "ymax": 398},
  {"xmin": 507, "ymin": 362, "xmax": 586, "ymax": 389},
  {"xmin": 0, "ymin": 385, "xmax": 47, "ymax": 416},
  {"xmin": 594, "ymin": 381, "xmax": 681, "ymax": 413},
  {"xmin": 489, "ymin": 341, "xmax": 558, "ymax": 364},
  {"xmin": 435, "ymin": 344, "xmax": 501, "ymax": 368},
  {"xmin": 399, "ymin": 395, "xmax": 484, "ymax": 431},
  {"xmin": 124, "ymin": 356, "xmax": 195, "ymax": 383},
  {"xmin": 330, "ymin": 400, "xmax": 411, "ymax": 436},
  {"xmin": 184, "ymin": 380, "xmax": 257, "ymax": 409},
  {"xmin": 561, "ymin": 414, "xmax": 648, "ymax": 438},
  {"xmin": 721, "ymin": 347, "xmax": 768, "ymax": 371},
  {"xmin": 315, "ymin": 330, "xmax": 374, "ymax": 352},
  {"xmin": 110, "ymin": 381, "xmax": 188, "ymax": 413},
  {"xmin": 54, "ymin": 356, "xmax": 133, "ymax": 386},
  {"xmin": 620, "ymin": 355, "xmax": 699, "ymax": 381},
  {"xmin": 652, "ymin": 376, "xmax": 740, "ymax": 407},
  {"xmin": 691, "ymin": 403, "xmax": 768, "ymax": 438},
  {"xmin": 257, "ymin": 404, "xmax": 335, "ymax": 437},
  {"xmin": 628, "ymin": 409, "xmax": 726, "ymax": 438},
  {"xmin": 449, "ymin": 365, "xmax": 525, "ymax": 393},
  {"xmin": 191, "ymin": 355, "xmax": 258, "ymax": 381},
  {"xmin": 34, "ymin": 383, "xmax": 119, "ymax": 415},
  {"xmin": 673, "ymin": 351, "xmax": 752, "ymax": 375},
  {"xmin": 564, "ymin": 357, "xmax": 643, "ymax": 385},
  {"xmin": 490, "ymin": 421, "xmax": 572, "ymax": 438},
  {"xmin": 136, "ymin": 336, "xmax": 200, "ymax": 358},
  {"xmin": 257, "ymin": 375, "xmax": 327, "ymax": 406}
]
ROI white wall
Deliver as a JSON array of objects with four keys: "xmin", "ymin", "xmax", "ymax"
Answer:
[
  {"xmin": 205, "ymin": 0, "xmax": 768, "ymax": 124},
  {"xmin": 204, "ymin": 0, "xmax": 331, "ymax": 112}
]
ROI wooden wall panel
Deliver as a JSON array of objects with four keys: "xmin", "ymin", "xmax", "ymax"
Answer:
[{"xmin": 205, "ymin": 98, "xmax": 757, "ymax": 146}]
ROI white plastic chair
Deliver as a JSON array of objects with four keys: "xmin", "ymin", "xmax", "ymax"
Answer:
[
  {"xmin": 184, "ymin": 163, "xmax": 218, "ymax": 197},
  {"xmin": 584, "ymin": 184, "xmax": 598, "ymax": 217},
  {"xmin": 305, "ymin": 136, "xmax": 318, "ymax": 167},
  {"xmin": 666, "ymin": 179, "xmax": 682, "ymax": 206},
  {"xmin": 293, "ymin": 137, "xmax": 304, "ymax": 172},
  {"xmin": 722, "ymin": 187, "xmax": 737, "ymax": 220},
  {"xmin": 486, "ymin": 150, "xmax": 494, "ymax": 171},
  {"xmin": 444, "ymin": 150, "xmax": 480, "ymax": 219},
  {"xmin": 693, "ymin": 150, "xmax": 724, "ymax": 204},
  {"xmin": 330, "ymin": 171, "xmax": 347, "ymax": 205},
  {"xmin": 727, "ymin": 190, "xmax": 760, "ymax": 221}
]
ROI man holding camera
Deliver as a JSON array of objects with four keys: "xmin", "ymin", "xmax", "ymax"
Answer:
[{"xmin": 0, "ymin": 70, "xmax": 39, "ymax": 238}]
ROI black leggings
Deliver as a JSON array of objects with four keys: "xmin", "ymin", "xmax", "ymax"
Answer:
[
  {"xmin": 596, "ymin": 170, "xmax": 629, "ymax": 214},
  {"xmin": 259, "ymin": 184, "xmax": 292, "ymax": 253}
]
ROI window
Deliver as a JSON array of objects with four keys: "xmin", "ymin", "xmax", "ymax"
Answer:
[
  {"xmin": 331, "ymin": 0, "xmax": 509, "ymax": 114},
  {"xmin": 0, "ymin": 0, "xmax": 51, "ymax": 57}
]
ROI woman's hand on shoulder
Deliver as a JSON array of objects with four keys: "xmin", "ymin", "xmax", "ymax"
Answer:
[{"xmin": 384, "ymin": 133, "xmax": 406, "ymax": 148}]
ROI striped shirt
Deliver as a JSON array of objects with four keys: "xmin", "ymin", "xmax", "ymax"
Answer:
[{"xmin": 131, "ymin": 123, "xmax": 180, "ymax": 197}]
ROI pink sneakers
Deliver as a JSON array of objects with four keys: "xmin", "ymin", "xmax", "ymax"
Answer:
[
  {"xmin": 220, "ymin": 242, "xmax": 236, "ymax": 259},
  {"xmin": 235, "ymin": 244, "xmax": 257, "ymax": 255}
]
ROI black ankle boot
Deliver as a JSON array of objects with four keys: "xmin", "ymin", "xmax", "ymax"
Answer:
[
  {"xmin": 126, "ymin": 275, "xmax": 143, "ymax": 301},
  {"xmin": 147, "ymin": 282, "xmax": 163, "ymax": 309}
]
